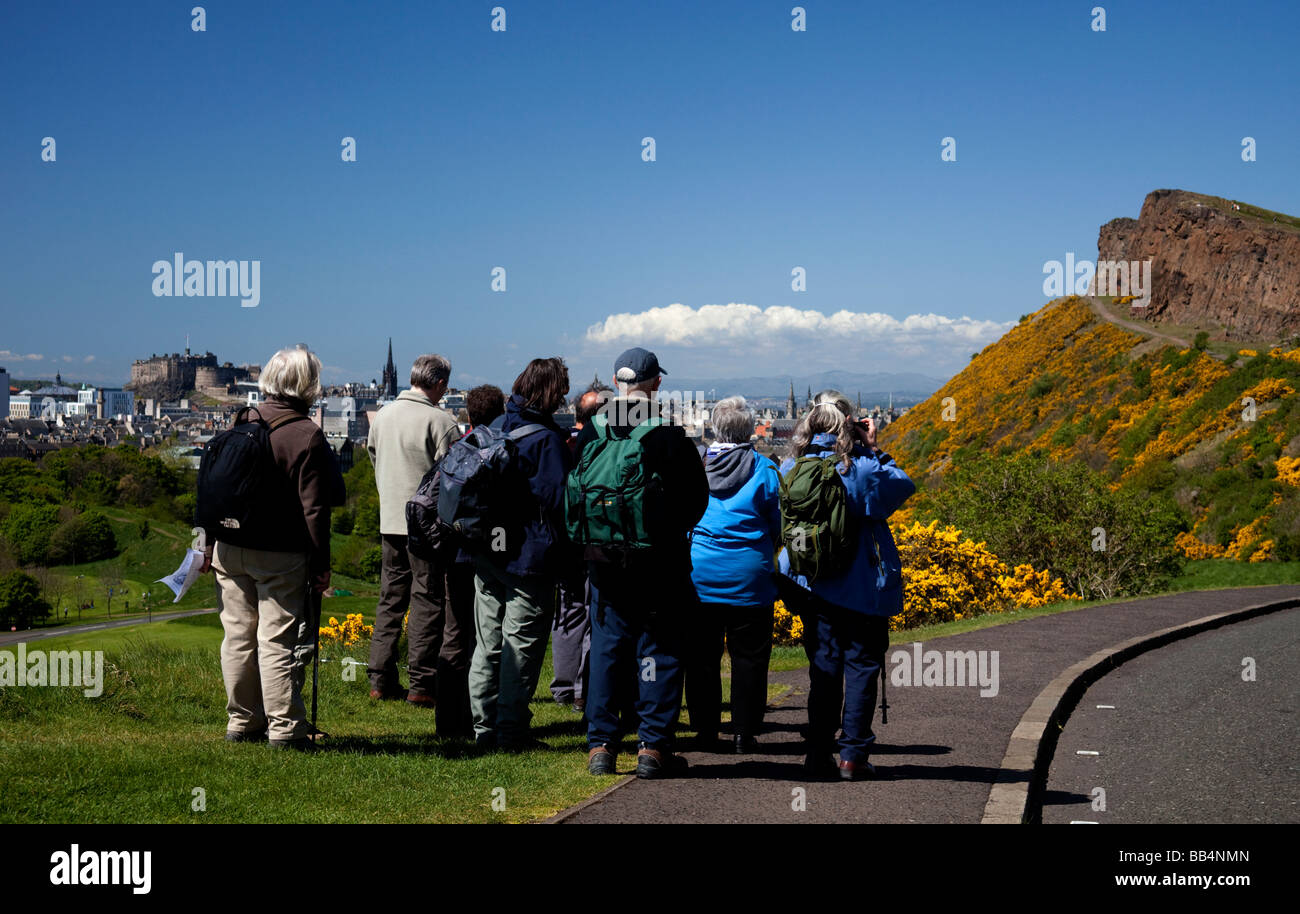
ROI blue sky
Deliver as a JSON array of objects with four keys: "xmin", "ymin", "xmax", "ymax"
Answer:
[{"xmin": 3, "ymin": 0, "xmax": 1297, "ymax": 391}]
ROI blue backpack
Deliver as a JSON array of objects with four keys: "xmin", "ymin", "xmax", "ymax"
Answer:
[{"xmin": 435, "ymin": 420, "xmax": 546, "ymax": 552}]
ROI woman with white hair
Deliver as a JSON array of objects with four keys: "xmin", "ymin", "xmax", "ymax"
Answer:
[
  {"xmin": 777, "ymin": 390, "xmax": 914, "ymax": 780},
  {"xmin": 686, "ymin": 396, "xmax": 783, "ymax": 754},
  {"xmin": 199, "ymin": 345, "xmax": 345, "ymax": 750}
]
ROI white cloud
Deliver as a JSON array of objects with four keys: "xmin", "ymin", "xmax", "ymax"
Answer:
[
  {"xmin": 84, "ymin": 355, "xmax": 96, "ymax": 363},
  {"xmin": 586, "ymin": 302, "xmax": 1009, "ymax": 347},
  {"xmin": 61, "ymin": 355, "xmax": 74, "ymax": 363},
  {"xmin": 582, "ymin": 302, "xmax": 1013, "ymax": 375},
  {"xmin": 0, "ymin": 350, "xmax": 44, "ymax": 362}
]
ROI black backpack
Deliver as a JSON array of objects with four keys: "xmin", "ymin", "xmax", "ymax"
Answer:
[
  {"xmin": 435, "ymin": 420, "xmax": 546, "ymax": 554},
  {"xmin": 196, "ymin": 406, "xmax": 308, "ymax": 550},
  {"xmin": 406, "ymin": 461, "xmax": 454, "ymax": 561}
]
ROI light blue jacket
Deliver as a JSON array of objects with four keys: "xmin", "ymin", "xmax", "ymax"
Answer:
[
  {"xmin": 690, "ymin": 450, "xmax": 783, "ymax": 607},
  {"xmin": 777, "ymin": 432, "xmax": 915, "ymax": 616}
]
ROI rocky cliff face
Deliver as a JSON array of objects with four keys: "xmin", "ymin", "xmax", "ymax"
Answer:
[{"xmin": 1097, "ymin": 189, "xmax": 1300, "ymax": 340}]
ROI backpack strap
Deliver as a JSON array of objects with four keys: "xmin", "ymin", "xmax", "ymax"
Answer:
[
  {"xmin": 628, "ymin": 417, "xmax": 665, "ymax": 441},
  {"xmin": 507, "ymin": 423, "xmax": 548, "ymax": 442}
]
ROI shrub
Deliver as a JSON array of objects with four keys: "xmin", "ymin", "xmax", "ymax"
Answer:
[
  {"xmin": 0, "ymin": 570, "xmax": 52, "ymax": 629},
  {"xmin": 937, "ymin": 454, "xmax": 1184, "ymax": 599}
]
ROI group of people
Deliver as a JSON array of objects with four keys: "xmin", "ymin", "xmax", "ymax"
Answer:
[{"xmin": 200, "ymin": 343, "xmax": 914, "ymax": 782}]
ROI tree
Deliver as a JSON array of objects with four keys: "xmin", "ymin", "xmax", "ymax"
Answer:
[
  {"xmin": 47, "ymin": 511, "xmax": 117, "ymax": 565},
  {"xmin": 101, "ymin": 562, "xmax": 124, "ymax": 618},
  {"xmin": 0, "ymin": 570, "xmax": 53, "ymax": 629},
  {"xmin": 1, "ymin": 503, "xmax": 60, "ymax": 566},
  {"xmin": 30, "ymin": 566, "xmax": 66, "ymax": 621}
]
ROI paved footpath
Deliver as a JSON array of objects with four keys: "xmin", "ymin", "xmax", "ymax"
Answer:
[
  {"xmin": 558, "ymin": 586, "xmax": 1300, "ymax": 824},
  {"xmin": 0, "ymin": 608, "xmax": 217, "ymax": 647},
  {"xmin": 1043, "ymin": 607, "xmax": 1299, "ymax": 824}
]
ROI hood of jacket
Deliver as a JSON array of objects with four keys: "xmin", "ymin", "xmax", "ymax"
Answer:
[
  {"xmin": 704, "ymin": 442, "xmax": 755, "ymax": 497},
  {"xmin": 504, "ymin": 392, "xmax": 564, "ymax": 434}
]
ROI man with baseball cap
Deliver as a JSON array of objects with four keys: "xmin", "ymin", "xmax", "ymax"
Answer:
[{"xmin": 567, "ymin": 347, "xmax": 708, "ymax": 779}]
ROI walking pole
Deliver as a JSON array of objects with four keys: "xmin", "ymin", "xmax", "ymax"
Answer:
[{"xmin": 310, "ymin": 588, "xmax": 322, "ymax": 744}]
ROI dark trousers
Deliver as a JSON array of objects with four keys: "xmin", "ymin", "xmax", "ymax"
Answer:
[
  {"xmin": 803, "ymin": 607, "xmax": 889, "ymax": 764},
  {"xmin": 369, "ymin": 534, "xmax": 442, "ymax": 697},
  {"xmin": 586, "ymin": 578, "xmax": 688, "ymax": 751},
  {"xmin": 436, "ymin": 559, "xmax": 477, "ymax": 737},
  {"xmin": 550, "ymin": 574, "xmax": 591, "ymax": 704},
  {"xmin": 685, "ymin": 602, "xmax": 774, "ymax": 740}
]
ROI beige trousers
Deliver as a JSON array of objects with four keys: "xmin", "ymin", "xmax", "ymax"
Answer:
[{"xmin": 213, "ymin": 542, "xmax": 313, "ymax": 741}]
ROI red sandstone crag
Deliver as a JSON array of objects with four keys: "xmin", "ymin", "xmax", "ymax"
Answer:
[{"xmin": 1097, "ymin": 189, "xmax": 1300, "ymax": 340}]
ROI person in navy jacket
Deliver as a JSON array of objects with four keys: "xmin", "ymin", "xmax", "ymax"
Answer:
[
  {"xmin": 468, "ymin": 357, "xmax": 573, "ymax": 752},
  {"xmin": 686, "ymin": 396, "xmax": 783, "ymax": 754},
  {"xmin": 777, "ymin": 390, "xmax": 914, "ymax": 780}
]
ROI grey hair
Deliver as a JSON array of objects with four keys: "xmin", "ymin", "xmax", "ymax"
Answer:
[
  {"xmin": 260, "ymin": 346, "xmax": 322, "ymax": 404},
  {"xmin": 812, "ymin": 389, "xmax": 853, "ymax": 417},
  {"xmin": 410, "ymin": 354, "xmax": 451, "ymax": 390},
  {"xmin": 711, "ymin": 396, "xmax": 755, "ymax": 444}
]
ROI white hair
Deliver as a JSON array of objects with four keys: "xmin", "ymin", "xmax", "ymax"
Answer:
[{"xmin": 260, "ymin": 346, "xmax": 322, "ymax": 404}]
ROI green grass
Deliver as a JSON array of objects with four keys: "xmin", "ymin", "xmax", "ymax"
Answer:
[
  {"xmin": 5, "ymin": 559, "xmax": 1298, "ymax": 823},
  {"xmin": 22, "ymin": 507, "xmax": 381, "ymax": 631},
  {"xmin": 1, "ymin": 610, "xmax": 762, "ymax": 823}
]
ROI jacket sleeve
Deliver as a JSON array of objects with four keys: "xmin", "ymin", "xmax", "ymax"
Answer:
[
  {"xmin": 761, "ymin": 459, "xmax": 784, "ymax": 550},
  {"xmin": 528, "ymin": 430, "xmax": 573, "ymax": 515},
  {"xmin": 431, "ymin": 413, "xmax": 460, "ymax": 464},
  {"xmin": 299, "ymin": 429, "xmax": 344, "ymax": 574},
  {"xmin": 847, "ymin": 450, "xmax": 916, "ymax": 520},
  {"xmin": 669, "ymin": 432, "xmax": 709, "ymax": 533}
]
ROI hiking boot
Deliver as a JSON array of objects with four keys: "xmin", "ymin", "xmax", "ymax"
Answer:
[
  {"xmin": 406, "ymin": 691, "xmax": 436, "ymax": 709},
  {"xmin": 268, "ymin": 737, "xmax": 316, "ymax": 752},
  {"xmin": 588, "ymin": 745, "xmax": 617, "ymax": 775},
  {"xmin": 838, "ymin": 759, "xmax": 877, "ymax": 781},
  {"xmin": 636, "ymin": 743, "xmax": 687, "ymax": 780},
  {"xmin": 733, "ymin": 734, "xmax": 759, "ymax": 755},
  {"xmin": 224, "ymin": 728, "xmax": 267, "ymax": 743}
]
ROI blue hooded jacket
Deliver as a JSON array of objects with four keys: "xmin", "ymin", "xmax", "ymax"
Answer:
[
  {"xmin": 690, "ymin": 444, "xmax": 783, "ymax": 607},
  {"xmin": 777, "ymin": 432, "xmax": 915, "ymax": 616},
  {"xmin": 496, "ymin": 393, "xmax": 573, "ymax": 579}
]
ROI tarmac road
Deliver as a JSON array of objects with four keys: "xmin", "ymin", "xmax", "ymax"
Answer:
[
  {"xmin": 1042, "ymin": 607, "xmax": 1298, "ymax": 824},
  {"xmin": 556, "ymin": 586, "xmax": 1300, "ymax": 824}
]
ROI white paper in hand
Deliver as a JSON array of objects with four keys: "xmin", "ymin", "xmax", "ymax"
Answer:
[{"xmin": 157, "ymin": 548, "xmax": 205, "ymax": 603}]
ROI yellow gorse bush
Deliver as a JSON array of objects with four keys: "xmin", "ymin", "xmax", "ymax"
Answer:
[
  {"xmin": 319, "ymin": 613, "xmax": 374, "ymax": 648},
  {"xmin": 772, "ymin": 520, "xmax": 1076, "ymax": 642}
]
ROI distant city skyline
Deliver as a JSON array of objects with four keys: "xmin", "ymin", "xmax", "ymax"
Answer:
[{"xmin": 5, "ymin": 1, "xmax": 1298, "ymax": 388}]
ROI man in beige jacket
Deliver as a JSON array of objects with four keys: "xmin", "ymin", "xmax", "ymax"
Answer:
[{"xmin": 366, "ymin": 354, "xmax": 460, "ymax": 705}]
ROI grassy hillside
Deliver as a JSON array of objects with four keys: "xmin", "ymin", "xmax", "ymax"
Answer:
[{"xmin": 880, "ymin": 295, "xmax": 1300, "ymax": 561}]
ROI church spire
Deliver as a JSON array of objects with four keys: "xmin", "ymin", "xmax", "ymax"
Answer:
[{"xmin": 381, "ymin": 338, "xmax": 398, "ymax": 398}]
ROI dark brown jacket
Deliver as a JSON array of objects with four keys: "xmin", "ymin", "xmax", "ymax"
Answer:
[{"xmin": 205, "ymin": 397, "xmax": 345, "ymax": 574}]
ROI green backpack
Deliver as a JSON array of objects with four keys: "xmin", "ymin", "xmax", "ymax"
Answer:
[
  {"xmin": 779, "ymin": 455, "xmax": 855, "ymax": 581},
  {"xmin": 565, "ymin": 413, "xmax": 665, "ymax": 549}
]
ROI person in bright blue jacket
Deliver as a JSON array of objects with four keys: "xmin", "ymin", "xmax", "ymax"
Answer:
[
  {"xmin": 777, "ymin": 390, "xmax": 915, "ymax": 780},
  {"xmin": 686, "ymin": 397, "xmax": 783, "ymax": 754}
]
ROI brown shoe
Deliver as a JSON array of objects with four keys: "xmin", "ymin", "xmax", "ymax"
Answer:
[
  {"xmin": 370, "ymin": 686, "xmax": 408, "ymax": 701},
  {"xmin": 406, "ymin": 692, "xmax": 436, "ymax": 709}
]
